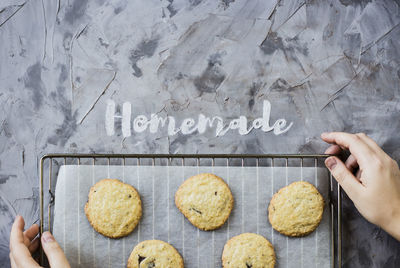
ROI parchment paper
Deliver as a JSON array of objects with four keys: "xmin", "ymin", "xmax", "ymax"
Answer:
[{"xmin": 53, "ymin": 165, "xmax": 330, "ymax": 268}]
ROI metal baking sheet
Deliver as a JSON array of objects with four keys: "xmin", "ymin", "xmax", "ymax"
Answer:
[{"xmin": 51, "ymin": 164, "xmax": 331, "ymax": 268}]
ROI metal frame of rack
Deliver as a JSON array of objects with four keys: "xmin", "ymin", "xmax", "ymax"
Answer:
[{"xmin": 39, "ymin": 153, "xmax": 341, "ymax": 267}]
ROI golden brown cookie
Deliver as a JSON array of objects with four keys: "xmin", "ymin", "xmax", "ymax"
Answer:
[
  {"xmin": 268, "ymin": 181, "xmax": 324, "ymax": 237},
  {"xmin": 84, "ymin": 179, "xmax": 142, "ymax": 238},
  {"xmin": 175, "ymin": 173, "xmax": 234, "ymax": 231},
  {"xmin": 127, "ymin": 240, "xmax": 184, "ymax": 268},
  {"xmin": 222, "ymin": 233, "xmax": 276, "ymax": 268}
]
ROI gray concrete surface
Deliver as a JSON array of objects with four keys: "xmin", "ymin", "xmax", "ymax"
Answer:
[{"xmin": 1, "ymin": 0, "xmax": 400, "ymax": 267}]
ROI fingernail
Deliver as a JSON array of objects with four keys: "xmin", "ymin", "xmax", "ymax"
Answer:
[
  {"xmin": 42, "ymin": 232, "xmax": 54, "ymax": 243},
  {"xmin": 325, "ymin": 157, "xmax": 337, "ymax": 170}
]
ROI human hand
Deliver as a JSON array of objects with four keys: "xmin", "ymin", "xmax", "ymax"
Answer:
[
  {"xmin": 322, "ymin": 132, "xmax": 400, "ymax": 241},
  {"xmin": 9, "ymin": 215, "xmax": 70, "ymax": 268}
]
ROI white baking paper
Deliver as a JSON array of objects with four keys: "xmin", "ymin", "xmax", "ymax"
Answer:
[{"xmin": 53, "ymin": 165, "xmax": 331, "ymax": 268}]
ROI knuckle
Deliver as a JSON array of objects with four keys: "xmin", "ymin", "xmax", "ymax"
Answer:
[
  {"xmin": 46, "ymin": 243, "xmax": 60, "ymax": 251},
  {"xmin": 372, "ymin": 157, "xmax": 384, "ymax": 170},
  {"xmin": 341, "ymin": 173, "xmax": 353, "ymax": 184},
  {"xmin": 334, "ymin": 167, "xmax": 347, "ymax": 182},
  {"xmin": 391, "ymin": 159, "xmax": 399, "ymax": 169},
  {"xmin": 336, "ymin": 135, "xmax": 346, "ymax": 145},
  {"xmin": 356, "ymin": 132, "xmax": 367, "ymax": 138}
]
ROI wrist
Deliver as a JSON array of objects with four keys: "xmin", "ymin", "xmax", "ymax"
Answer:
[{"xmin": 381, "ymin": 205, "xmax": 400, "ymax": 241}]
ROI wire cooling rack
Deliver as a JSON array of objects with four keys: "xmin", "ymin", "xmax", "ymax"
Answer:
[{"xmin": 39, "ymin": 154, "xmax": 341, "ymax": 267}]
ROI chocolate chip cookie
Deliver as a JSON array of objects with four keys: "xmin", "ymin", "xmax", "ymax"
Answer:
[
  {"xmin": 127, "ymin": 240, "xmax": 183, "ymax": 268},
  {"xmin": 222, "ymin": 233, "xmax": 276, "ymax": 268},
  {"xmin": 85, "ymin": 179, "xmax": 142, "ymax": 238},
  {"xmin": 175, "ymin": 173, "xmax": 234, "ymax": 230},
  {"xmin": 268, "ymin": 181, "xmax": 324, "ymax": 237}
]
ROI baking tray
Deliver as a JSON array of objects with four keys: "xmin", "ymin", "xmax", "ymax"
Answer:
[{"xmin": 39, "ymin": 154, "xmax": 341, "ymax": 267}]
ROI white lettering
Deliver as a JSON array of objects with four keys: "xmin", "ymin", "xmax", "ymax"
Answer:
[
  {"xmin": 167, "ymin": 116, "xmax": 180, "ymax": 135},
  {"xmin": 133, "ymin": 115, "xmax": 149, "ymax": 132},
  {"xmin": 238, "ymin": 116, "xmax": 252, "ymax": 135},
  {"xmin": 149, "ymin": 114, "xmax": 168, "ymax": 133},
  {"xmin": 122, "ymin": 102, "xmax": 131, "ymax": 137},
  {"xmin": 197, "ymin": 114, "xmax": 224, "ymax": 136},
  {"xmin": 181, "ymin": 118, "xmax": 197, "ymax": 134},
  {"xmin": 261, "ymin": 100, "xmax": 274, "ymax": 132},
  {"xmin": 105, "ymin": 99, "xmax": 115, "ymax": 136},
  {"xmin": 105, "ymin": 99, "xmax": 293, "ymax": 137},
  {"xmin": 273, "ymin": 119, "xmax": 293, "ymax": 135},
  {"xmin": 252, "ymin": 118, "xmax": 263, "ymax": 129}
]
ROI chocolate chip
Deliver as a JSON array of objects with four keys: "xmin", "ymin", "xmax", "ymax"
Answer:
[
  {"xmin": 190, "ymin": 207, "xmax": 202, "ymax": 214},
  {"xmin": 138, "ymin": 255, "xmax": 146, "ymax": 264},
  {"xmin": 215, "ymin": 191, "xmax": 217, "ymax": 195},
  {"xmin": 128, "ymin": 194, "xmax": 132, "ymax": 198},
  {"xmin": 246, "ymin": 262, "xmax": 252, "ymax": 268}
]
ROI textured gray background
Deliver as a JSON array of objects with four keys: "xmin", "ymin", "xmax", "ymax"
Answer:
[{"xmin": 0, "ymin": 0, "xmax": 400, "ymax": 267}]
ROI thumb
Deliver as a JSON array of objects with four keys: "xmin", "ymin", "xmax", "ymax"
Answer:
[
  {"xmin": 41, "ymin": 232, "xmax": 70, "ymax": 268},
  {"xmin": 325, "ymin": 156, "xmax": 363, "ymax": 201}
]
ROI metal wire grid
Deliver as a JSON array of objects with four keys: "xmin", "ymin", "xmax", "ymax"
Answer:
[{"xmin": 39, "ymin": 154, "xmax": 342, "ymax": 268}]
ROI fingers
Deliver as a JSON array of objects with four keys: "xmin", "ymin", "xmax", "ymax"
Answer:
[
  {"xmin": 41, "ymin": 232, "xmax": 70, "ymax": 268},
  {"xmin": 324, "ymin": 145, "xmax": 342, "ymax": 155},
  {"xmin": 345, "ymin": 154, "xmax": 359, "ymax": 173},
  {"xmin": 321, "ymin": 132, "xmax": 374, "ymax": 166},
  {"xmin": 355, "ymin": 169, "xmax": 362, "ymax": 179},
  {"xmin": 355, "ymin": 133, "xmax": 383, "ymax": 153},
  {"xmin": 325, "ymin": 143, "xmax": 359, "ymax": 174},
  {"xmin": 24, "ymin": 224, "xmax": 39, "ymax": 241},
  {"xmin": 10, "ymin": 215, "xmax": 25, "ymax": 249},
  {"xmin": 10, "ymin": 216, "xmax": 40, "ymax": 267},
  {"xmin": 28, "ymin": 237, "xmax": 40, "ymax": 254},
  {"xmin": 24, "ymin": 224, "xmax": 39, "ymax": 248},
  {"xmin": 325, "ymin": 156, "xmax": 364, "ymax": 201}
]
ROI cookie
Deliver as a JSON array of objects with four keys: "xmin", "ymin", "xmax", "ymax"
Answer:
[
  {"xmin": 268, "ymin": 181, "xmax": 324, "ymax": 237},
  {"xmin": 222, "ymin": 233, "xmax": 276, "ymax": 268},
  {"xmin": 127, "ymin": 240, "xmax": 184, "ymax": 268},
  {"xmin": 175, "ymin": 173, "xmax": 234, "ymax": 230},
  {"xmin": 84, "ymin": 179, "xmax": 142, "ymax": 238}
]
